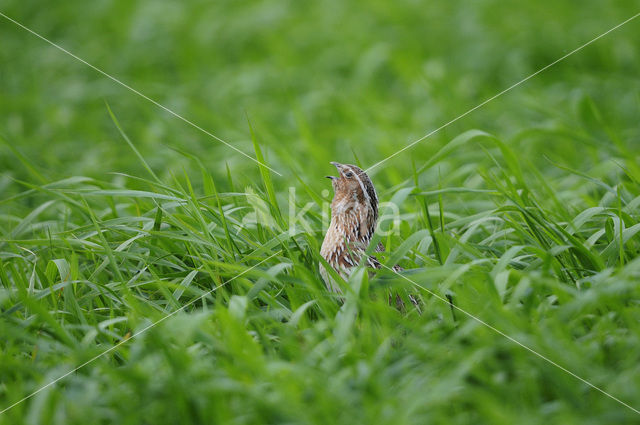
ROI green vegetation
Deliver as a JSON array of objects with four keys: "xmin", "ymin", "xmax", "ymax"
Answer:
[{"xmin": 1, "ymin": 0, "xmax": 640, "ymax": 423}]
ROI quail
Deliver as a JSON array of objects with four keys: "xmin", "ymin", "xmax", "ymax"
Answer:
[
  {"xmin": 319, "ymin": 162, "xmax": 418, "ymax": 309},
  {"xmin": 319, "ymin": 162, "xmax": 380, "ymax": 292}
]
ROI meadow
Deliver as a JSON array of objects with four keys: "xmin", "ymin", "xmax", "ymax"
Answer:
[{"xmin": 1, "ymin": 0, "xmax": 640, "ymax": 423}]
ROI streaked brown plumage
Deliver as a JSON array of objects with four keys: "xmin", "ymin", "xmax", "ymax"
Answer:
[
  {"xmin": 319, "ymin": 162, "xmax": 379, "ymax": 292},
  {"xmin": 319, "ymin": 162, "xmax": 420, "ymax": 311}
]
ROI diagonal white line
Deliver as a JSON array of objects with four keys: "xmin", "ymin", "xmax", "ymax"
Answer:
[
  {"xmin": 0, "ymin": 251, "xmax": 281, "ymax": 415},
  {"xmin": 379, "ymin": 262, "xmax": 640, "ymax": 415},
  {"xmin": 365, "ymin": 11, "xmax": 640, "ymax": 174},
  {"xmin": 0, "ymin": 11, "xmax": 283, "ymax": 177}
]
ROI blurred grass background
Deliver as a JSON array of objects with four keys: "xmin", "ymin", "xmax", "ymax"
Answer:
[{"xmin": 1, "ymin": 0, "xmax": 640, "ymax": 424}]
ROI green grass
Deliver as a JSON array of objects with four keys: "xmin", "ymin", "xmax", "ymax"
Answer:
[{"xmin": 1, "ymin": 0, "xmax": 640, "ymax": 423}]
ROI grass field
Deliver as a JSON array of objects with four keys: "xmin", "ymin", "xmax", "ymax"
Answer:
[{"xmin": 1, "ymin": 0, "xmax": 640, "ymax": 423}]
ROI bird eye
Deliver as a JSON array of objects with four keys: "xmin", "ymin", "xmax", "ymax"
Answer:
[{"xmin": 344, "ymin": 172, "xmax": 353, "ymax": 178}]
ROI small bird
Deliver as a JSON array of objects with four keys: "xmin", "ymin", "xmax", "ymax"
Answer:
[
  {"xmin": 319, "ymin": 162, "xmax": 380, "ymax": 292},
  {"xmin": 319, "ymin": 162, "xmax": 419, "ymax": 312}
]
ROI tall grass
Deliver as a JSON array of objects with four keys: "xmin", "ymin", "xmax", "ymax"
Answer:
[{"xmin": 1, "ymin": 0, "xmax": 640, "ymax": 423}]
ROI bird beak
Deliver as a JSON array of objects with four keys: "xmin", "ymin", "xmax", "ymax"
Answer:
[
  {"xmin": 329, "ymin": 162, "xmax": 344, "ymax": 178},
  {"xmin": 326, "ymin": 162, "xmax": 342, "ymax": 180}
]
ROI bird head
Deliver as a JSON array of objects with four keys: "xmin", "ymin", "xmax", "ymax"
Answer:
[{"xmin": 326, "ymin": 162, "xmax": 378, "ymax": 219}]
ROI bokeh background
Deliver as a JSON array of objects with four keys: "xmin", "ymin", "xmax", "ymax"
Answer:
[
  {"xmin": 1, "ymin": 0, "xmax": 638, "ymax": 188},
  {"xmin": 1, "ymin": 0, "xmax": 640, "ymax": 424}
]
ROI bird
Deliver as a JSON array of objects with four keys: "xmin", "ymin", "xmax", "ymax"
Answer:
[
  {"xmin": 319, "ymin": 162, "xmax": 419, "ymax": 310},
  {"xmin": 319, "ymin": 162, "xmax": 379, "ymax": 292}
]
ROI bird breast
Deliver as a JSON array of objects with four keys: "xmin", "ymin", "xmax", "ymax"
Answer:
[{"xmin": 319, "ymin": 204, "xmax": 377, "ymax": 291}]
